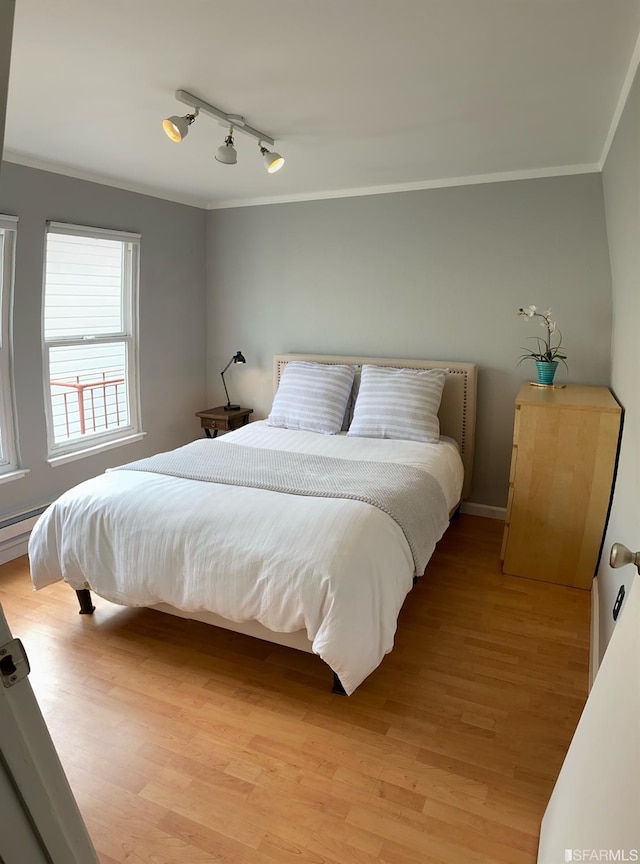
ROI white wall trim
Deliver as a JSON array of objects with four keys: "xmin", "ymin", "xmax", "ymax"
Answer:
[
  {"xmin": 460, "ymin": 501, "xmax": 506, "ymax": 520},
  {"xmin": 600, "ymin": 28, "xmax": 640, "ymax": 169},
  {"xmin": 3, "ymin": 150, "xmax": 601, "ymax": 212},
  {"xmin": 206, "ymin": 164, "xmax": 601, "ymax": 210},
  {"xmin": 0, "ymin": 537, "xmax": 29, "ymax": 566},
  {"xmin": 0, "ymin": 468, "xmax": 29, "ymax": 485},
  {"xmin": 589, "ymin": 575, "xmax": 600, "ymax": 692},
  {"xmin": 47, "ymin": 432, "xmax": 146, "ymax": 467}
]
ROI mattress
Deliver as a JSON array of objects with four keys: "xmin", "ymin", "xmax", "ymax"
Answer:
[{"xmin": 29, "ymin": 422, "xmax": 463, "ymax": 693}]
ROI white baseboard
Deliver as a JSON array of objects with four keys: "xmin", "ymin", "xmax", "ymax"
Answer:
[
  {"xmin": 0, "ymin": 537, "xmax": 29, "ymax": 566},
  {"xmin": 589, "ymin": 576, "xmax": 600, "ymax": 691},
  {"xmin": 460, "ymin": 501, "xmax": 507, "ymax": 520}
]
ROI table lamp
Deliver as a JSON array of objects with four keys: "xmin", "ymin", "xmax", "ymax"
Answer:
[{"xmin": 220, "ymin": 351, "xmax": 246, "ymax": 410}]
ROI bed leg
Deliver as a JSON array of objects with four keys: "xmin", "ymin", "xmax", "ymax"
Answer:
[
  {"xmin": 76, "ymin": 589, "xmax": 95, "ymax": 615},
  {"xmin": 452, "ymin": 504, "xmax": 461, "ymax": 520},
  {"xmin": 331, "ymin": 671, "xmax": 347, "ymax": 696}
]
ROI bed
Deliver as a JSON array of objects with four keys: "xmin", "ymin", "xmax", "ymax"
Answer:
[{"xmin": 29, "ymin": 353, "xmax": 477, "ymax": 694}]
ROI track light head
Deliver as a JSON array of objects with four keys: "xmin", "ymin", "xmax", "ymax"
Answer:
[
  {"xmin": 162, "ymin": 108, "xmax": 199, "ymax": 142},
  {"xmin": 215, "ymin": 127, "xmax": 238, "ymax": 165},
  {"xmin": 259, "ymin": 143, "xmax": 285, "ymax": 173}
]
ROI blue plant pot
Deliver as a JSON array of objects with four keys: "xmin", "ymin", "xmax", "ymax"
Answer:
[{"xmin": 535, "ymin": 360, "xmax": 558, "ymax": 385}]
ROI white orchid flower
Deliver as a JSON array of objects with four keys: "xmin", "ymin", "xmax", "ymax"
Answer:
[
  {"xmin": 517, "ymin": 305, "xmax": 537, "ymax": 318},
  {"xmin": 543, "ymin": 309, "xmax": 552, "ymax": 318},
  {"xmin": 549, "ymin": 321, "xmax": 557, "ymax": 333}
]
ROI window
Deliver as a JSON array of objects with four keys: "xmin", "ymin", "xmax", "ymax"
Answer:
[
  {"xmin": 43, "ymin": 222, "xmax": 141, "ymax": 458},
  {"xmin": 0, "ymin": 216, "xmax": 18, "ymax": 477}
]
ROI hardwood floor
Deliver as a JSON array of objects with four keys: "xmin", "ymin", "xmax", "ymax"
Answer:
[{"xmin": 0, "ymin": 515, "xmax": 590, "ymax": 864}]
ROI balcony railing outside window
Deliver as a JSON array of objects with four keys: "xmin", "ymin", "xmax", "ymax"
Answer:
[{"xmin": 50, "ymin": 368, "xmax": 127, "ymax": 442}]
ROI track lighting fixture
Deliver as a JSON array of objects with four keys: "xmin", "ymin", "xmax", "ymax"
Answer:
[
  {"xmin": 162, "ymin": 108, "xmax": 199, "ymax": 142},
  {"xmin": 215, "ymin": 127, "xmax": 238, "ymax": 165},
  {"xmin": 162, "ymin": 89, "xmax": 285, "ymax": 173},
  {"xmin": 259, "ymin": 142, "xmax": 285, "ymax": 174}
]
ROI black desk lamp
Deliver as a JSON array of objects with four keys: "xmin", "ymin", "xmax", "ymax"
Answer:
[{"xmin": 221, "ymin": 351, "xmax": 246, "ymax": 411}]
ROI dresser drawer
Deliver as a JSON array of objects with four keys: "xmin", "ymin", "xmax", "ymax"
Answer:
[
  {"xmin": 500, "ymin": 525, "xmax": 509, "ymax": 561},
  {"xmin": 505, "ymin": 483, "xmax": 515, "ymax": 523},
  {"xmin": 508, "ymin": 445, "xmax": 518, "ymax": 485},
  {"xmin": 512, "ymin": 405, "xmax": 521, "ymax": 442}
]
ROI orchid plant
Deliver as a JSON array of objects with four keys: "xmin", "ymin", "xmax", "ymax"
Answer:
[{"xmin": 517, "ymin": 305, "xmax": 568, "ymax": 368}]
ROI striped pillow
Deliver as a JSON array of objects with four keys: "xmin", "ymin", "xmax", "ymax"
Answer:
[
  {"xmin": 347, "ymin": 365, "xmax": 447, "ymax": 443},
  {"xmin": 267, "ymin": 362, "xmax": 355, "ymax": 435}
]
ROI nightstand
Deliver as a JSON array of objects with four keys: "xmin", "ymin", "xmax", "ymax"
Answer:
[{"xmin": 195, "ymin": 406, "xmax": 254, "ymax": 438}]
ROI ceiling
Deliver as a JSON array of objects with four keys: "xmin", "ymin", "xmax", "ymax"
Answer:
[{"xmin": 4, "ymin": 0, "xmax": 640, "ymax": 209}]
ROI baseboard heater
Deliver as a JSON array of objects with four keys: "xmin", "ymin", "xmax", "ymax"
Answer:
[{"xmin": 0, "ymin": 505, "xmax": 49, "ymax": 547}]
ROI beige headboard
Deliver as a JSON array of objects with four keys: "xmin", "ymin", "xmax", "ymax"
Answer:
[{"xmin": 274, "ymin": 354, "xmax": 477, "ymax": 500}]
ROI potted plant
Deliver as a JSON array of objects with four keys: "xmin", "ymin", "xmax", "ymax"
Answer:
[{"xmin": 517, "ymin": 305, "xmax": 567, "ymax": 385}]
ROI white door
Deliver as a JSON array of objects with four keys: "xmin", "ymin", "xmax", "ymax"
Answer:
[
  {"xmin": 537, "ymin": 572, "xmax": 640, "ymax": 862},
  {"xmin": 0, "ymin": 605, "xmax": 100, "ymax": 864},
  {"xmin": 0, "ymin": 759, "xmax": 51, "ymax": 864}
]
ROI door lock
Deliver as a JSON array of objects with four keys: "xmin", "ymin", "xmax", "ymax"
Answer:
[{"xmin": 0, "ymin": 638, "xmax": 30, "ymax": 688}]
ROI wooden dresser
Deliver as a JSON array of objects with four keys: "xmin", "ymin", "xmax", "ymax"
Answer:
[{"xmin": 501, "ymin": 383, "xmax": 621, "ymax": 589}]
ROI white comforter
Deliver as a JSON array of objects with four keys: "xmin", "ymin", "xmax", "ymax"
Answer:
[{"xmin": 29, "ymin": 422, "xmax": 463, "ymax": 694}]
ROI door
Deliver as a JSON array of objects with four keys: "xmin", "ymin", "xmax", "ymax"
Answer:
[
  {"xmin": 537, "ymin": 571, "xmax": 640, "ymax": 861},
  {"xmin": 0, "ymin": 605, "xmax": 99, "ymax": 864},
  {"xmin": 0, "ymin": 759, "xmax": 51, "ymax": 864}
]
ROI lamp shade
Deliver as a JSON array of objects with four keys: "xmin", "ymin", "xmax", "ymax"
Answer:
[
  {"xmin": 163, "ymin": 114, "xmax": 190, "ymax": 142},
  {"xmin": 263, "ymin": 150, "xmax": 285, "ymax": 173},
  {"xmin": 233, "ymin": 351, "xmax": 246, "ymax": 364},
  {"xmin": 215, "ymin": 139, "xmax": 237, "ymax": 165}
]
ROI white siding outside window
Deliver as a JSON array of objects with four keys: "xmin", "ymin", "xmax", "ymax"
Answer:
[
  {"xmin": 0, "ymin": 215, "xmax": 19, "ymax": 477},
  {"xmin": 43, "ymin": 223, "xmax": 141, "ymax": 458}
]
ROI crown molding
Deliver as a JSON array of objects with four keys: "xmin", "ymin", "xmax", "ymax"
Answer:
[
  {"xmin": 206, "ymin": 163, "xmax": 601, "ymax": 210},
  {"xmin": 3, "ymin": 149, "xmax": 602, "ymax": 213},
  {"xmin": 2, "ymin": 150, "xmax": 208, "ymax": 209},
  {"xmin": 599, "ymin": 28, "xmax": 640, "ymax": 169}
]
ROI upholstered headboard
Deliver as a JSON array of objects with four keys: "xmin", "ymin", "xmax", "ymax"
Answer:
[{"xmin": 273, "ymin": 354, "xmax": 477, "ymax": 500}]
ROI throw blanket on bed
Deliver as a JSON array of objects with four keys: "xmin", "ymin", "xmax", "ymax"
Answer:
[{"xmin": 111, "ymin": 440, "xmax": 448, "ymax": 574}]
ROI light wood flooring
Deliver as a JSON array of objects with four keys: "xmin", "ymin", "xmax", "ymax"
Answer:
[{"xmin": 0, "ymin": 515, "xmax": 590, "ymax": 864}]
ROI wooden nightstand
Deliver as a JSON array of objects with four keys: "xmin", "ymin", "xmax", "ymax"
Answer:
[{"xmin": 195, "ymin": 406, "xmax": 253, "ymax": 438}]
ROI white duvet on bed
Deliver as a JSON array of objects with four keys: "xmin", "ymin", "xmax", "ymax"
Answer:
[{"xmin": 29, "ymin": 422, "xmax": 463, "ymax": 694}]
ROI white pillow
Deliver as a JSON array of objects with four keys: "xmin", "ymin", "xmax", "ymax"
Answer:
[
  {"xmin": 347, "ymin": 365, "xmax": 447, "ymax": 443},
  {"xmin": 267, "ymin": 361, "xmax": 355, "ymax": 435}
]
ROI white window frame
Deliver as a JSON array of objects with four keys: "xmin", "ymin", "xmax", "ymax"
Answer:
[
  {"xmin": 42, "ymin": 222, "xmax": 143, "ymax": 462},
  {"xmin": 0, "ymin": 215, "xmax": 20, "ymax": 480}
]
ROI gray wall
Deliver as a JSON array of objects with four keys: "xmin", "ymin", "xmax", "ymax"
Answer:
[
  {"xmin": 206, "ymin": 175, "xmax": 613, "ymax": 506},
  {"xmin": 599, "ymin": 67, "xmax": 640, "ymax": 660},
  {"xmin": 0, "ymin": 162, "xmax": 207, "ymax": 519}
]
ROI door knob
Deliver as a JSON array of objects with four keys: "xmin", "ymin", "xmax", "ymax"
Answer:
[{"xmin": 609, "ymin": 542, "xmax": 640, "ymax": 572}]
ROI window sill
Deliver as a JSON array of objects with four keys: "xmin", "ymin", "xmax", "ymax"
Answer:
[
  {"xmin": 0, "ymin": 468, "xmax": 30, "ymax": 486},
  {"xmin": 47, "ymin": 432, "xmax": 147, "ymax": 468}
]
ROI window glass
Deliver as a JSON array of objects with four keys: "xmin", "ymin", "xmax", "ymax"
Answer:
[{"xmin": 43, "ymin": 223, "xmax": 140, "ymax": 455}]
